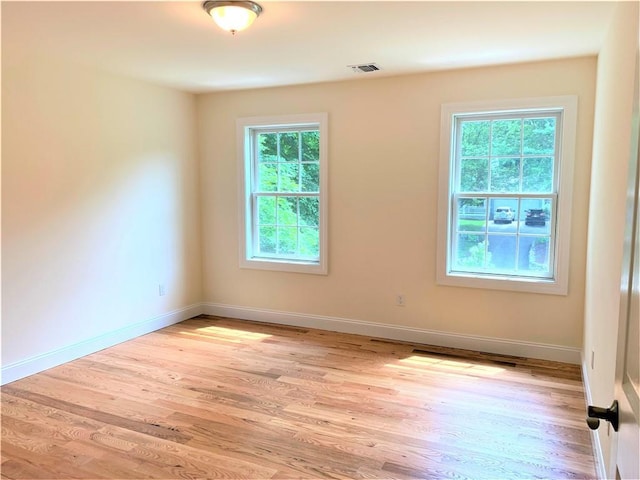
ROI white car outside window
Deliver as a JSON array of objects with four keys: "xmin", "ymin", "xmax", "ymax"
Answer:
[{"xmin": 494, "ymin": 207, "xmax": 514, "ymax": 224}]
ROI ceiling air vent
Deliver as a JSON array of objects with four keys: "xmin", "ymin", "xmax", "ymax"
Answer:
[{"xmin": 348, "ymin": 63, "xmax": 381, "ymax": 73}]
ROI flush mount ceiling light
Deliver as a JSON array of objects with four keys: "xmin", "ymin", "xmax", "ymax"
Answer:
[{"xmin": 202, "ymin": 1, "xmax": 263, "ymax": 35}]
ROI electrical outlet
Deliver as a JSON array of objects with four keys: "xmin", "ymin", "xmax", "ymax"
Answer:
[
  {"xmin": 159, "ymin": 284, "xmax": 166, "ymax": 297},
  {"xmin": 396, "ymin": 294, "xmax": 405, "ymax": 307},
  {"xmin": 591, "ymin": 350, "xmax": 595, "ymax": 370}
]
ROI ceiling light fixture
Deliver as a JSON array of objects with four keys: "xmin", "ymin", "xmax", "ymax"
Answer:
[{"xmin": 202, "ymin": 1, "xmax": 263, "ymax": 35}]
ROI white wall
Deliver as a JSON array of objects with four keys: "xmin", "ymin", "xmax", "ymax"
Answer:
[
  {"xmin": 583, "ymin": 1, "xmax": 639, "ymax": 474},
  {"xmin": 198, "ymin": 57, "xmax": 596, "ymax": 357},
  {"xmin": 1, "ymin": 51, "xmax": 202, "ymax": 380}
]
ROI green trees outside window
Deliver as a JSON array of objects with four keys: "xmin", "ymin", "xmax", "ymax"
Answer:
[{"xmin": 254, "ymin": 129, "xmax": 320, "ymax": 259}]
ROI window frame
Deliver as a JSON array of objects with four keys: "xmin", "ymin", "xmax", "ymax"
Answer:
[
  {"xmin": 237, "ymin": 113, "xmax": 328, "ymax": 275},
  {"xmin": 437, "ymin": 96, "xmax": 578, "ymax": 295}
]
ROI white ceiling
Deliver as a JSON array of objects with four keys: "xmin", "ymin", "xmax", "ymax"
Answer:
[{"xmin": 2, "ymin": 1, "xmax": 616, "ymax": 93}]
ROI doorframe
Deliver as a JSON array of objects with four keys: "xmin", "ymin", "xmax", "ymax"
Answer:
[
  {"xmin": 608, "ymin": 46, "xmax": 640, "ymax": 480},
  {"xmin": 582, "ymin": 362, "xmax": 608, "ymax": 479}
]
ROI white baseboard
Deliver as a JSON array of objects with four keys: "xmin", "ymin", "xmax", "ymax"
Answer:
[
  {"xmin": 203, "ymin": 303, "xmax": 581, "ymax": 364},
  {"xmin": 581, "ymin": 357, "xmax": 607, "ymax": 480},
  {"xmin": 1, "ymin": 303, "xmax": 204, "ymax": 386}
]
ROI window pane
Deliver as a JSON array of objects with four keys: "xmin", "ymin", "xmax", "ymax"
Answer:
[
  {"xmin": 523, "ymin": 117, "xmax": 556, "ymax": 155},
  {"xmin": 301, "ymin": 163, "xmax": 319, "ymax": 192},
  {"xmin": 301, "ymin": 131, "xmax": 320, "ymax": 161},
  {"xmin": 457, "ymin": 198, "xmax": 487, "ymax": 232},
  {"xmin": 277, "ymin": 227, "xmax": 297, "ymax": 254},
  {"xmin": 490, "ymin": 158, "xmax": 520, "ymax": 192},
  {"xmin": 258, "ymin": 163, "xmax": 277, "ymax": 192},
  {"xmin": 461, "ymin": 121, "xmax": 490, "ymax": 157},
  {"xmin": 299, "ymin": 197, "xmax": 319, "ymax": 227},
  {"xmin": 278, "ymin": 163, "xmax": 300, "ymax": 192},
  {"xmin": 299, "ymin": 227, "xmax": 319, "ymax": 257},
  {"xmin": 522, "ymin": 198, "xmax": 552, "ymax": 235},
  {"xmin": 520, "ymin": 237, "xmax": 551, "ymax": 275},
  {"xmin": 460, "ymin": 158, "xmax": 489, "ymax": 192},
  {"xmin": 491, "ymin": 119, "xmax": 521, "ymax": 156},
  {"xmin": 277, "ymin": 197, "xmax": 297, "ymax": 226},
  {"xmin": 258, "ymin": 226, "xmax": 276, "ymax": 254},
  {"xmin": 455, "ymin": 234, "xmax": 487, "ymax": 270},
  {"xmin": 258, "ymin": 133, "xmax": 278, "ymax": 162},
  {"xmin": 487, "ymin": 234, "xmax": 516, "ymax": 271},
  {"xmin": 522, "ymin": 157, "xmax": 553, "ymax": 193},
  {"xmin": 258, "ymin": 196, "xmax": 276, "ymax": 225},
  {"xmin": 279, "ymin": 132, "xmax": 299, "ymax": 162}
]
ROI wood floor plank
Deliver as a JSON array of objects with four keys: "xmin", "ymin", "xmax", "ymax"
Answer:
[
  {"xmin": 1, "ymin": 315, "xmax": 596, "ymax": 479},
  {"xmin": 0, "ymin": 442, "xmax": 107, "ymax": 479}
]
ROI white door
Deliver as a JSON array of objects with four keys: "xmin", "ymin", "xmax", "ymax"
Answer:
[{"xmin": 611, "ymin": 50, "xmax": 640, "ymax": 480}]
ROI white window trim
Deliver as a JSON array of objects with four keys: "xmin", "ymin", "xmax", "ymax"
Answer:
[
  {"xmin": 436, "ymin": 96, "xmax": 578, "ymax": 295},
  {"xmin": 237, "ymin": 113, "xmax": 328, "ymax": 275}
]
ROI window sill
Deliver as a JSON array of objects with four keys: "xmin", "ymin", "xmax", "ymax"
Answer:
[
  {"xmin": 437, "ymin": 271, "xmax": 567, "ymax": 295},
  {"xmin": 240, "ymin": 257, "xmax": 327, "ymax": 275}
]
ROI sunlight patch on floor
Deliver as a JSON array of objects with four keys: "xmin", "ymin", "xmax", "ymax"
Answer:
[
  {"xmin": 180, "ymin": 326, "xmax": 272, "ymax": 343},
  {"xmin": 385, "ymin": 355, "xmax": 505, "ymax": 377}
]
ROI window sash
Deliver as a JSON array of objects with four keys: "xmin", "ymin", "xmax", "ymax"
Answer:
[
  {"xmin": 250, "ymin": 192, "xmax": 320, "ymax": 262},
  {"xmin": 450, "ymin": 193, "xmax": 558, "ymax": 279},
  {"xmin": 453, "ymin": 111, "xmax": 562, "ymax": 195}
]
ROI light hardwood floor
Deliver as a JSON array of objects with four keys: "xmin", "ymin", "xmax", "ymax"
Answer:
[{"xmin": 1, "ymin": 315, "xmax": 596, "ymax": 479}]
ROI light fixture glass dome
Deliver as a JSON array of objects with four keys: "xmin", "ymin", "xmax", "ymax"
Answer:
[{"xmin": 203, "ymin": 1, "xmax": 263, "ymax": 34}]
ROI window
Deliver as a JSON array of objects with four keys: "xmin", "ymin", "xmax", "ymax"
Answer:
[
  {"xmin": 437, "ymin": 97, "xmax": 577, "ymax": 294},
  {"xmin": 238, "ymin": 113, "xmax": 328, "ymax": 274}
]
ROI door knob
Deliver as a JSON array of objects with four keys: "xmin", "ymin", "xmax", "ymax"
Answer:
[
  {"xmin": 586, "ymin": 400, "xmax": 619, "ymax": 432},
  {"xmin": 586, "ymin": 416, "xmax": 601, "ymax": 430}
]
